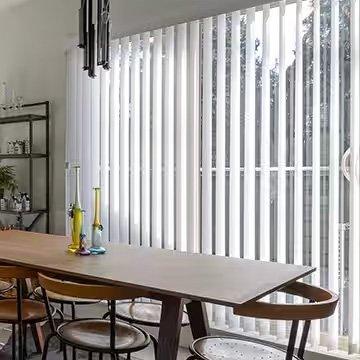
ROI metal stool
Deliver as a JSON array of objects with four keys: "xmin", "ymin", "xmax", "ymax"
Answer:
[
  {"xmin": 103, "ymin": 299, "xmax": 190, "ymax": 358},
  {"xmin": 187, "ymin": 282, "xmax": 338, "ymax": 360},
  {"xmin": 39, "ymin": 273, "xmax": 152, "ymax": 360}
]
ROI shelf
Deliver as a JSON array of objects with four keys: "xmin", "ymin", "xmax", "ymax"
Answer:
[
  {"xmin": 0, "ymin": 209, "xmax": 48, "ymax": 215},
  {"xmin": 0, "ymin": 114, "xmax": 47, "ymax": 125},
  {"xmin": 0, "ymin": 153, "xmax": 48, "ymax": 159}
]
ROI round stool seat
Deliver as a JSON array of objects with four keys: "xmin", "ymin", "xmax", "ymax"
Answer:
[
  {"xmin": 115, "ymin": 300, "xmax": 189, "ymax": 327},
  {"xmin": 34, "ymin": 286, "xmax": 99, "ymax": 305},
  {"xmin": 0, "ymin": 299, "xmax": 47, "ymax": 324},
  {"xmin": 0, "ymin": 280, "xmax": 14, "ymax": 294},
  {"xmin": 57, "ymin": 319, "xmax": 150, "ymax": 353},
  {"xmin": 191, "ymin": 336, "xmax": 300, "ymax": 360}
]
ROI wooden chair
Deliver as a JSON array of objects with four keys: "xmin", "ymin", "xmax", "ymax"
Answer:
[
  {"xmin": 102, "ymin": 299, "xmax": 189, "ymax": 358},
  {"xmin": 38, "ymin": 273, "xmax": 152, "ymax": 360},
  {"xmin": 187, "ymin": 281, "xmax": 338, "ymax": 360},
  {"xmin": 0, "ymin": 266, "xmax": 48, "ymax": 360}
]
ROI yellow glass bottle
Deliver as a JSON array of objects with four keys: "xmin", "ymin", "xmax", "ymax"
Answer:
[
  {"xmin": 89, "ymin": 187, "xmax": 105, "ymax": 254},
  {"xmin": 68, "ymin": 166, "xmax": 83, "ymax": 253}
]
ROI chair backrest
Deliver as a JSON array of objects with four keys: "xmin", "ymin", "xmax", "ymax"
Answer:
[
  {"xmin": 0, "ymin": 265, "xmax": 38, "ymax": 279},
  {"xmin": 234, "ymin": 281, "xmax": 338, "ymax": 321},
  {"xmin": 38, "ymin": 273, "xmax": 149, "ymax": 300}
]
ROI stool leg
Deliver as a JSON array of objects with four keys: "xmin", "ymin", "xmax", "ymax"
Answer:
[
  {"xmin": 72, "ymin": 347, "xmax": 76, "ymax": 360},
  {"xmin": 102, "ymin": 311, "xmax": 110, "ymax": 320},
  {"xmin": 12, "ymin": 324, "xmax": 16, "ymax": 360},
  {"xmin": 126, "ymin": 353, "xmax": 131, "ymax": 360},
  {"xmin": 88, "ymin": 352, "xmax": 92, "ymax": 360},
  {"xmin": 99, "ymin": 353, "xmax": 103, "ymax": 360}
]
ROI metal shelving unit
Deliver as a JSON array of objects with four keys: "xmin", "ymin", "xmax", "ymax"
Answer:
[{"xmin": 0, "ymin": 102, "xmax": 50, "ymax": 232}]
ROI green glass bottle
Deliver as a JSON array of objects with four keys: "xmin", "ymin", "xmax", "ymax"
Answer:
[
  {"xmin": 68, "ymin": 165, "xmax": 84, "ymax": 253},
  {"xmin": 89, "ymin": 187, "xmax": 105, "ymax": 254}
]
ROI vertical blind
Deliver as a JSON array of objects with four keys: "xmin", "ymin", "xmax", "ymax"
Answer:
[{"xmin": 66, "ymin": 0, "xmax": 360, "ymax": 354}]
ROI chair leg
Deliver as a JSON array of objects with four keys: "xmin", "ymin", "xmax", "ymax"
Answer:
[
  {"xmin": 12, "ymin": 324, "xmax": 16, "ymax": 360},
  {"xmin": 126, "ymin": 353, "xmax": 131, "ymax": 360},
  {"xmin": 71, "ymin": 303, "xmax": 76, "ymax": 320},
  {"xmin": 99, "ymin": 353, "xmax": 103, "ymax": 360},
  {"xmin": 63, "ymin": 344, "xmax": 68, "ymax": 360},
  {"xmin": 72, "ymin": 347, "xmax": 76, "ymax": 360},
  {"xmin": 41, "ymin": 333, "xmax": 56, "ymax": 360},
  {"xmin": 18, "ymin": 321, "xmax": 24, "ymax": 360},
  {"xmin": 23, "ymin": 324, "xmax": 27, "ymax": 358},
  {"xmin": 150, "ymin": 334, "xmax": 158, "ymax": 358},
  {"xmin": 88, "ymin": 352, "xmax": 92, "ymax": 360}
]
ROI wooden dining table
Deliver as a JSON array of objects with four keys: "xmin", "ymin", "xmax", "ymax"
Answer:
[{"xmin": 0, "ymin": 230, "xmax": 314, "ymax": 359}]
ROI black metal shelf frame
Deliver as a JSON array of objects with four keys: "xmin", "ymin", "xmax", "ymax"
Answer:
[{"xmin": 0, "ymin": 102, "xmax": 50, "ymax": 232}]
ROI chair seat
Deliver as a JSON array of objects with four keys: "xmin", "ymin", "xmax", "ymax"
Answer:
[
  {"xmin": 191, "ymin": 336, "xmax": 300, "ymax": 360},
  {"xmin": 115, "ymin": 300, "xmax": 189, "ymax": 327},
  {"xmin": 0, "ymin": 299, "xmax": 47, "ymax": 323},
  {"xmin": 57, "ymin": 319, "xmax": 150, "ymax": 353},
  {"xmin": 33, "ymin": 286, "xmax": 99, "ymax": 305},
  {"xmin": 0, "ymin": 280, "xmax": 13, "ymax": 294}
]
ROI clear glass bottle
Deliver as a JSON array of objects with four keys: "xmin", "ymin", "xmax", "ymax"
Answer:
[
  {"xmin": 68, "ymin": 166, "xmax": 84, "ymax": 253},
  {"xmin": 90, "ymin": 187, "xmax": 105, "ymax": 254}
]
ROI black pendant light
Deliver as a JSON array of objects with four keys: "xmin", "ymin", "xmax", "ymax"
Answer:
[{"xmin": 79, "ymin": 0, "xmax": 111, "ymax": 78}]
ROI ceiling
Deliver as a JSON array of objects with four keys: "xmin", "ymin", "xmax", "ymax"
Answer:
[
  {"xmin": 0, "ymin": 0, "xmax": 30, "ymax": 11},
  {"xmin": 0, "ymin": 0, "xmax": 275, "ymax": 37},
  {"xmin": 111, "ymin": 0, "xmax": 275, "ymax": 37}
]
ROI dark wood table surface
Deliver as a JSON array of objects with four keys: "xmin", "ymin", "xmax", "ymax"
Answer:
[{"xmin": 0, "ymin": 231, "xmax": 314, "ymax": 359}]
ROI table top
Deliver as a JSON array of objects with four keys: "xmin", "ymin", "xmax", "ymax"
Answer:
[{"xmin": 0, "ymin": 231, "xmax": 314, "ymax": 307}]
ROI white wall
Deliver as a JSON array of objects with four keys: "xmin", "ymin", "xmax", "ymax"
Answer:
[{"xmin": 0, "ymin": 0, "xmax": 78, "ymax": 234}]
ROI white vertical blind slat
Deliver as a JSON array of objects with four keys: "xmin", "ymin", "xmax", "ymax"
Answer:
[
  {"xmin": 164, "ymin": 27, "xmax": 175, "ymax": 250},
  {"xmin": 311, "ymin": 0, "xmax": 321, "ymax": 348},
  {"xmin": 202, "ymin": 17, "xmax": 214, "ymax": 325},
  {"xmin": 82, "ymin": 74, "xmax": 92, "ymax": 235},
  {"xmin": 202, "ymin": 17, "xmax": 213, "ymax": 257},
  {"xmin": 277, "ymin": 0, "xmax": 287, "ymax": 340},
  {"xmin": 215, "ymin": 13, "xmax": 227, "ymax": 328},
  {"xmin": 294, "ymin": 0, "xmax": 303, "ymax": 267},
  {"xmin": 65, "ymin": 49, "xmax": 78, "ymax": 235},
  {"xmin": 130, "ymin": 34, "xmax": 141, "ymax": 247},
  {"xmin": 328, "ymin": 0, "xmax": 340, "ymax": 350},
  {"xmin": 141, "ymin": 32, "xmax": 151, "ymax": 248},
  {"xmin": 176, "ymin": 23, "xmax": 188, "ymax": 252},
  {"xmin": 229, "ymin": 10, "xmax": 241, "ymax": 331},
  {"xmin": 259, "ymin": 4, "xmax": 271, "ymax": 337},
  {"xmin": 349, "ymin": 0, "xmax": 360, "ymax": 353},
  {"xmin": 100, "ymin": 68, "xmax": 110, "ymax": 242},
  {"xmin": 188, "ymin": 21, "xmax": 201, "ymax": 254},
  {"xmin": 119, "ymin": 37, "xmax": 129, "ymax": 244},
  {"xmin": 152, "ymin": 29, "xmax": 163, "ymax": 249},
  {"xmin": 243, "ymin": 7, "xmax": 256, "ymax": 333}
]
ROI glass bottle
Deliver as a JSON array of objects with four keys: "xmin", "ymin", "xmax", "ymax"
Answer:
[
  {"xmin": 90, "ymin": 187, "xmax": 105, "ymax": 254},
  {"xmin": 68, "ymin": 166, "xmax": 84, "ymax": 253}
]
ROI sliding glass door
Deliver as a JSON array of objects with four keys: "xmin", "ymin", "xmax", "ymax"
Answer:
[{"xmin": 66, "ymin": 0, "xmax": 360, "ymax": 353}]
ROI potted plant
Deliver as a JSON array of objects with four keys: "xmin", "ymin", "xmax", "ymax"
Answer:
[{"xmin": 0, "ymin": 165, "xmax": 18, "ymax": 199}]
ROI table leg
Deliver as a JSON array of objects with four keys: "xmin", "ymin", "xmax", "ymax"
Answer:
[
  {"xmin": 157, "ymin": 296, "xmax": 185, "ymax": 360},
  {"xmin": 186, "ymin": 301, "xmax": 210, "ymax": 339}
]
